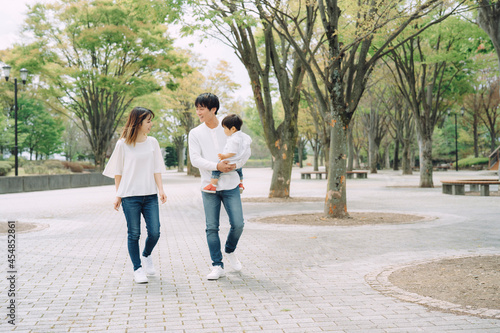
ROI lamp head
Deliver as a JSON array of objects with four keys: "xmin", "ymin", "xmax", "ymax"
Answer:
[
  {"xmin": 2, "ymin": 65, "xmax": 11, "ymax": 82},
  {"xmin": 20, "ymin": 68, "xmax": 28, "ymax": 84}
]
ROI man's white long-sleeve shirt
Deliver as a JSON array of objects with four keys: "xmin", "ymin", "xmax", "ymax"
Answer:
[{"xmin": 189, "ymin": 121, "xmax": 251, "ymax": 191}]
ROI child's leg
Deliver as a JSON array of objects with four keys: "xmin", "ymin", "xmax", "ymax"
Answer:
[
  {"xmin": 235, "ymin": 168, "xmax": 243, "ymax": 182},
  {"xmin": 211, "ymin": 170, "xmax": 222, "ymax": 186}
]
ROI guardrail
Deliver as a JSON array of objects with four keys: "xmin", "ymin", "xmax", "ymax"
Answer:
[{"xmin": 0, "ymin": 173, "xmax": 114, "ymax": 194}]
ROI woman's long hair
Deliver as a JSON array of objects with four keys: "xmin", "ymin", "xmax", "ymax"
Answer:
[{"xmin": 120, "ymin": 107, "xmax": 155, "ymax": 145}]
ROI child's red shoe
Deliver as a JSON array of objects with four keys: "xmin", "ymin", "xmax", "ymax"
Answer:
[{"xmin": 202, "ymin": 184, "xmax": 217, "ymax": 193}]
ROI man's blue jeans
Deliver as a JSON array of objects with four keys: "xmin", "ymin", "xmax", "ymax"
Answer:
[
  {"xmin": 201, "ymin": 186, "xmax": 244, "ymax": 268},
  {"xmin": 121, "ymin": 194, "xmax": 161, "ymax": 271}
]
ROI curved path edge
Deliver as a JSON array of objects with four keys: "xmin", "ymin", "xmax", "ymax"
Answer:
[{"xmin": 365, "ymin": 254, "xmax": 500, "ymax": 320}]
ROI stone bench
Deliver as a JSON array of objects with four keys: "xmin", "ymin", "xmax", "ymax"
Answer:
[
  {"xmin": 300, "ymin": 171, "xmax": 327, "ymax": 179},
  {"xmin": 346, "ymin": 170, "xmax": 368, "ymax": 179},
  {"xmin": 300, "ymin": 170, "xmax": 368, "ymax": 180},
  {"xmin": 441, "ymin": 179, "xmax": 500, "ymax": 196}
]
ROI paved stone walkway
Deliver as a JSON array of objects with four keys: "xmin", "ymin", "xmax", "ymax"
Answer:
[{"xmin": 1, "ymin": 168, "xmax": 500, "ymax": 332}]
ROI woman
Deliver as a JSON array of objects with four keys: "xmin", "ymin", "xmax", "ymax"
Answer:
[{"xmin": 103, "ymin": 107, "xmax": 167, "ymax": 283}]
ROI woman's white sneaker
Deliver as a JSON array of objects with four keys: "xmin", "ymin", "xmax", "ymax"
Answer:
[
  {"xmin": 141, "ymin": 255, "xmax": 156, "ymax": 275},
  {"xmin": 225, "ymin": 252, "xmax": 242, "ymax": 271},
  {"xmin": 134, "ymin": 267, "xmax": 148, "ymax": 284},
  {"xmin": 206, "ymin": 266, "xmax": 225, "ymax": 280}
]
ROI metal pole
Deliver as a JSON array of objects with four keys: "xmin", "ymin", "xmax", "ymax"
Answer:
[
  {"xmin": 455, "ymin": 113, "xmax": 458, "ymax": 172},
  {"xmin": 14, "ymin": 78, "xmax": 18, "ymax": 176}
]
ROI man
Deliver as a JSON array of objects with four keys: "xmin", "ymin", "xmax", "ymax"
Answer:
[{"xmin": 188, "ymin": 93, "xmax": 251, "ymax": 280}]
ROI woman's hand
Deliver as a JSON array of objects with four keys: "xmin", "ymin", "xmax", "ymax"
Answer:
[
  {"xmin": 113, "ymin": 197, "xmax": 122, "ymax": 211},
  {"xmin": 159, "ymin": 190, "xmax": 167, "ymax": 204}
]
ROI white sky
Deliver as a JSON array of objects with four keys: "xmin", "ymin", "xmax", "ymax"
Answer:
[{"xmin": 0, "ymin": 0, "xmax": 252, "ymax": 100}]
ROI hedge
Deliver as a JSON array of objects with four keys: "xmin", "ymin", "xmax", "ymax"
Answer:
[{"xmin": 0, "ymin": 161, "xmax": 13, "ymax": 176}]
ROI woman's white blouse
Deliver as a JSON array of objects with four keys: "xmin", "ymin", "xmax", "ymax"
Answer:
[{"xmin": 103, "ymin": 137, "xmax": 167, "ymax": 198}]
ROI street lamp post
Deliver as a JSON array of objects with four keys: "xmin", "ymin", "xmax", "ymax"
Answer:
[{"xmin": 2, "ymin": 65, "xmax": 28, "ymax": 176}]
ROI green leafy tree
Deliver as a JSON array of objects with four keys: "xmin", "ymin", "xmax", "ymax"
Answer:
[
  {"xmin": 161, "ymin": 52, "xmax": 240, "ymax": 176},
  {"xmin": 0, "ymin": 106, "xmax": 13, "ymax": 159},
  {"xmin": 256, "ymin": 0, "xmax": 466, "ymax": 216},
  {"xmin": 18, "ymin": 97, "xmax": 64, "ymax": 159},
  {"xmin": 193, "ymin": 0, "xmax": 312, "ymax": 198},
  {"xmin": 385, "ymin": 14, "xmax": 483, "ymax": 187},
  {"xmin": 164, "ymin": 146, "xmax": 178, "ymax": 169},
  {"xmin": 15, "ymin": 0, "xmax": 186, "ymax": 170}
]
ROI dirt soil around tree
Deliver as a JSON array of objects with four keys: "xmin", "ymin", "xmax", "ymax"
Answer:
[
  {"xmin": 245, "ymin": 197, "xmax": 499, "ymax": 316},
  {"xmin": 0, "ymin": 221, "xmax": 49, "ymax": 234}
]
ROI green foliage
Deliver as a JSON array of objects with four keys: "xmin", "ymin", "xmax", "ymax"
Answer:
[
  {"xmin": 164, "ymin": 146, "xmax": 178, "ymax": 168},
  {"xmin": 17, "ymin": 97, "xmax": 64, "ymax": 158},
  {"xmin": 0, "ymin": 161, "xmax": 13, "ymax": 176},
  {"xmin": 293, "ymin": 146, "xmax": 307, "ymax": 164},
  {"xmin": 22, "ymin": 159, "xmax": 92, "ymax": 174},
  {"xmin": 7, "ymin": 156, "xmax": 27, "ymax": 167},
  {"xmin": 23, "ymin": 160, "xmax": 71, "ymax": 175},
  {"xmin": 456, "ymin": 157, "xmax": 489, "ymax": 168},
  {"xmin": 244, "ymin": 159, "xmax": 272, "ymax": 168},
  {"xmin": 14, "ymin": 0, "xmax": 189, "ymax": 169}
]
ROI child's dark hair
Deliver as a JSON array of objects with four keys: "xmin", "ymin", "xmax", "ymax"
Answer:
[
  {"xmin": 221, "ymin": 114, "xmax": 243, "ymax": 131},
  {"xmin": 195, "ymin": 93, "xmax": 220, "ymax": 114}
]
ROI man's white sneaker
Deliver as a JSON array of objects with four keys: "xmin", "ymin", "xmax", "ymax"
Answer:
[
  {"xmin": 206, "ymin": 266, "xmax": 225, "ymax": 280},
  {"xmin": 225, "ymin": 252, "xmax": 242, "ymax": 271},
  {"xmin": 141, "ymin": 255, "xmax": 156, "ymax": 275},
  {"xmin": 134, "ymin": 267, "xmax": 148, "ymax": 284}
]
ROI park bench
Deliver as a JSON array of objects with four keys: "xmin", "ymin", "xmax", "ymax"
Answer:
[
  {"xmin": 300, "ymin": 170, "xmax": 368, "ymax": 179},
  {"xmin": 346, "ymin": 170, "xmax": 368, "ymax": 179},
  {"xmin": 441, "ymin": 179, "xmax": 500, "ymax": 196},
  {"xmin": 300, "ymin": 171, "xmax": 327, "ymax": 179},
  {"xmin": 434, "ymin": 164, "xmax": 450, "ymax": 171}
]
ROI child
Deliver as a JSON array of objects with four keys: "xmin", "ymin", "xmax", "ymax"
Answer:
[
  {"xmin": 202, "ymin": 114, "xmax": 252, "ymax": 194},
  {"xmin": 103, "ymin": 107, "xmax": 167, "ymax": 284}
]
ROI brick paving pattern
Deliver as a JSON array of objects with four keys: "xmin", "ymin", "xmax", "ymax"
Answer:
[{"xmin": 1, "ymin": 168, "xmax": 500, "ymax": 332}]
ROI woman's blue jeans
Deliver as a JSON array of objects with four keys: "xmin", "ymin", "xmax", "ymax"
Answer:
[
  {"xmin": 121, "ymin": 194, "xmax": 160, "ymax": 271},
  {"xmin": 201, "ymin": 186, "xmax": 244, "ymax": 268}
]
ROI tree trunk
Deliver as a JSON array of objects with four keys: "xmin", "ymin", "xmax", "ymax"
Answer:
[
  {"xmin": 176, "ymin": 140, "xmax": 184, "ymax": 172},
  {"xmin": 348, "ymin": 127, "xmax": 354, "ymax": 171},
  {"xmin": 186, "ymin": 143, "xmax": 200, "ymax": 177},
  {"xmin": 393, "ymin": 139, "xmax": 400, "ymax": 171},
  {"xmin": 269, "ymin": 145, "xmax": 294, "ymax": 197},
  {"xmin": 473, "ymin": 121, "xmax": 479, "ymax": 158},
  {"xmin": 368, "ymin": 132, "xmax": 378, "ymax": 173},
  {"xmin": 298, "ymin": 139, "xmax": 305, "ymax": 168},
  {"xmin": 384, "ymin": 143, "xmax": 391, "ymax": 169},
  {"xmin": 312, "ymin": 137, "xmax": 320, "ymax": 171},
  {"xmin": 477, "ymin": 1, "xmax": 500, "ymax": 179},
  {"xmin": 325, "ymin": 113, "xmax": 348, "ymax": 218},
  {"xmin": 401, "ymin": 137, "xmax": 413, "ymax": 175},
  {"xmin": 418, "ymin": 135, "xmax": 434, "ymax": 187}
]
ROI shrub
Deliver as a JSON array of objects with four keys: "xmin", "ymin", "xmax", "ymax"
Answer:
[
  {"xmin": 24, "ymin": 164, "xmax": 71, "ymax": 175},
  {"xmin": 245, "ymin": 159, "xmax": 272, "ymax": 168},
  {"xmin": 455, "ymin": 157, "xmax": 489, "ymax": 169},
  {"xmin": 44, "ymin": 160, "xmax": 65, "ymax": 170},
  {"xmin": 8, "ymin": 156, "xmax": 27, "ymax": 167},
  {"xmin": 79, "ymin": 162, "xmax": 95, "ymax": 170},
  {"xmin": 0, "ymin": 161, "xmax": 13, "ymax": 176},
  {"xmin": 62, "ymin": 161, "xmax": 84, "ymax": 173}
]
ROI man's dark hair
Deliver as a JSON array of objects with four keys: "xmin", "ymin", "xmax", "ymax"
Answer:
[
  {"xmin": 195, "ymin": 93, "xmax": 220, "ymax": 114},
  {"xmin": 221, "ymin": 114, "xmax": 243, "ymax": 131}
]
